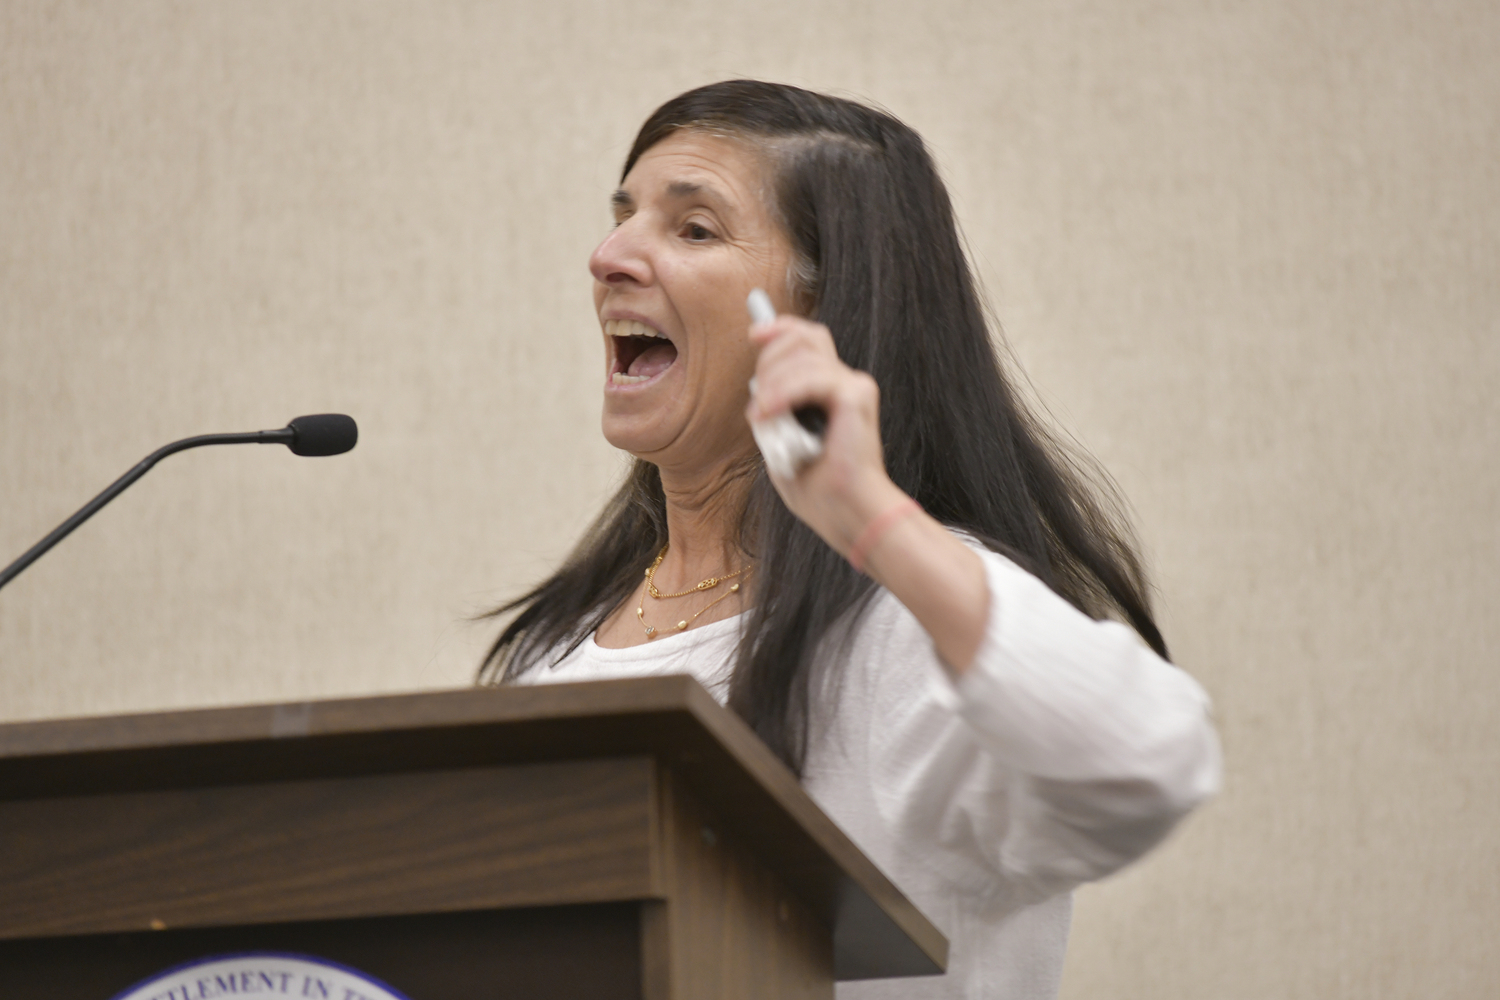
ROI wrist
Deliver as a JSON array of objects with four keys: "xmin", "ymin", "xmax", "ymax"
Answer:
[
  {"xmin": 830, "ymin": 474, "xmax": 899, "ymax": 544},
  {"xmin": 847, "ymin": 491, "xmax": 922, "ymax": 574}
]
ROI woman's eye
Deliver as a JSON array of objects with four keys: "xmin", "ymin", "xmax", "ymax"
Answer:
[{"xmin": 684, "ymin": 223, "xmax": 714, "ymax": 242}]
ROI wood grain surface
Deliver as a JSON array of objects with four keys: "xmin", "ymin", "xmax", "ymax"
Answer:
[
  {"xmin": 0, "ymin": 758, "xmax": 656, "ymax": 939},
  {"xmin": 0, "ymin": 676, "xmax": 946, "ymax": 979},
  {"xmin": 642, "ymin": 764, "xmax": 832, "ymax": 1000}
]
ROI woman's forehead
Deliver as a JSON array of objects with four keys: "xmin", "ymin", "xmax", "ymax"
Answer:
[{"xmin": 616, "ymin": 132, "xmax": 769, "ymax": 209}]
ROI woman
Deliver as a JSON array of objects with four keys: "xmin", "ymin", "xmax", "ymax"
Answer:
[{"xmin": 481, "ymin": 80, "xmax": 1219, "ymax": 998}]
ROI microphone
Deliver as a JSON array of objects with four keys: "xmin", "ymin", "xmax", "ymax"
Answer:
[
  {"xmin": 0, "ymin": 415, "xmax": 358, "ymax": 593},
  {"xmin": 284, "ymin": 413, "xmax": 358, "ymax": 456}
]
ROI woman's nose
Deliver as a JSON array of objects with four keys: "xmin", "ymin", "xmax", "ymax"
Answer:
[{"xmin": 589, "ymin": 223, "xmax": 651, "ymax": 288}]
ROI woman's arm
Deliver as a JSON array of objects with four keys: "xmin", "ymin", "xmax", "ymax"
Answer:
[
  {"xmin": 751, "ymin": 315, "xmax": 1219, "ymax": 891},
  {"xmin": 856, "ymin": 549, "xmax": 1220, "ymax": 897},
  {"xmin": 747, "ymin": 313, "xmax": 990, "ymax": 671}
]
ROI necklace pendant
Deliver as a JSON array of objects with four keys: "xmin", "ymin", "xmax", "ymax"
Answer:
[
  {"xmin": 637, "ymin": 606, "xmax": 657, "ymax": 639},
  {"xmin": 676, "ymin": 620, "xmax": 688, "ymax": 631}
]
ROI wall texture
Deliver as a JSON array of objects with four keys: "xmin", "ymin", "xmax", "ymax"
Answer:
[{"xmin": 2, "ymin": 2, "xmax": 1496, "ymax": 996}]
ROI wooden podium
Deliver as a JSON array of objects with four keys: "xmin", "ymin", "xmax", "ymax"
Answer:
[{"xmin": 0, "ymin": 676, "xmax": 946, "ymax": 999}]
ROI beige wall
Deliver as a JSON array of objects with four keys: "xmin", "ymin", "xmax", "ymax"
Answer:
[{"xmin": 2, "ymin": 1, "xmax": 1496, "ymax": 996}]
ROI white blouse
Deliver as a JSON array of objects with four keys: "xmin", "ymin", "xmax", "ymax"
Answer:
[{"xmin": 519, "ymin": 544, "xmax": 1221, "ymax": 999}]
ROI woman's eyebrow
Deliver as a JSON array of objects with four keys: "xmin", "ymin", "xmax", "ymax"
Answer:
[
  {"xmin": 666, "ymin": 180, "xmax": 733, "ymax": 209},
  {"xmin": 665, "ymin": 180, "xmax": 706, "ymax": 199}
]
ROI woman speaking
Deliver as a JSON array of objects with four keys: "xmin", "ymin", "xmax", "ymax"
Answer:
[{"xmin": 481, "ymin": 80, "xmax": 1220, "ymax": 998}]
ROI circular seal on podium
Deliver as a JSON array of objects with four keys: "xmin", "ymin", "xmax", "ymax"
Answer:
[{"xmin": 110, "ymin": 952, "xmax": 410, "ymax": 1000}]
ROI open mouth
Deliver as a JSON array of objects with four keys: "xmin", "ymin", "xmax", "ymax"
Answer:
[{"xmin": 606, "ymin": 319, "xmax": 678, "ymax": 385}]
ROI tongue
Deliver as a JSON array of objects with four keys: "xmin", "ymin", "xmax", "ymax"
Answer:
[{"xmin": 627, "ymin": 342, "xmax": 677, "ymax": 378}]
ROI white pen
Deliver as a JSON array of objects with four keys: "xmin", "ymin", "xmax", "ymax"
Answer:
[{"xmin": 747, "ymin": 288, "xmax": 825, "ymax": 480}]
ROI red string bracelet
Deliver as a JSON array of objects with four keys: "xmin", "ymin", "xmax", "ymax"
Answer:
[{"xmin": 847, "ymin": 497, "xmax": 922, "ymax": 574}]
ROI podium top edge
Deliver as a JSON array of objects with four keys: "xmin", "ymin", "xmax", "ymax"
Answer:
[{"xmin": 0, "ymin": 676, "xmax": 717, "ymax": 759}]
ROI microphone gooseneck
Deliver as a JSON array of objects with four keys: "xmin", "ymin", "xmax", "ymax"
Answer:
[{"xmin": 0, "ymin": 415, "xmax": 358, "ymax": 593}]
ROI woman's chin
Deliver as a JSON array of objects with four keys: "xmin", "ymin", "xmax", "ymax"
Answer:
[{"xmin": 600, "ymin": 402, "xmax": 678, "ymax": 457}]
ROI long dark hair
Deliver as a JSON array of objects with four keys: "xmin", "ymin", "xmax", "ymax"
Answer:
[{"xmin": 480, "ymin": 80, "xmax": 1167, "ymax": 774}]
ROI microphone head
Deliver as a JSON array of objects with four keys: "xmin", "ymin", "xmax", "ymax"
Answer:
[{"xmin": 287, "ymin": 414, "xmax": 358, "ymax": 456}]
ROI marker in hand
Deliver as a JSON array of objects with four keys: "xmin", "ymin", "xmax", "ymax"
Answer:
[{"xmin": 747, "ymin": 288, "xmax": 825, "ymax": 480}]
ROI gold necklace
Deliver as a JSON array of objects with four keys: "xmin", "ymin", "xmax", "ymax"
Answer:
[
  {"xmin": 636, "ymin": 545, "xmax": 752, "ymax": 639},
  {"xmin": 644, "ymin": 545, "xmax": 752, "ymax": 598}
]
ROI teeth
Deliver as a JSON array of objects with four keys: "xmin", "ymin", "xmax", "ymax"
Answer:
[
  {"xmin": 612, "ymin": 372, "xmax": 651, "ymax": 385},
  {"xmin": 604, "ymin": 319, "xmax": 667, "ymax": 339}
]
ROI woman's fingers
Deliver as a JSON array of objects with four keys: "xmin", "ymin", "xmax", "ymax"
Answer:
[
  {"xmin": 747, "ymin": 315, "xmax": 878, "ymax": 438},
  {"xmin": 745, "ymin": 311, "xmax": 899, "ymax": 551},
  {"xmin": 751, "ymin": 353, "xmax": 838, "ymax": 418},
  {"xmin": 747, "ymin": 317, "xmax": 843, "ymax": 419},
  {"xmin": 750, "ymin": 353, "xmax": 870, "ymax": 425}
]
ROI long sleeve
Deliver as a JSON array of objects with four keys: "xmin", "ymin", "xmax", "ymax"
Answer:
[
  {"xmin": 518, "ymin": 544, "xmax": 1213, "ymax": 996},
  {"xmin": 849, "ymin": 545, "xmax": 1221, "ymax": 903}
]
